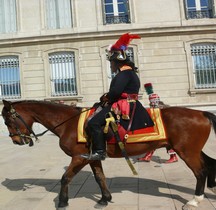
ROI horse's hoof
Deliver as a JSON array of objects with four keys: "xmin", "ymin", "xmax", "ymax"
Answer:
[
  {"xmin": 94, "ymin": 203, "xmax": 107, "ymax": 209},
  {"xmin": 182, "ymin": 204, "xmax": 196, "ymax": 210},
  {"xmin": 58, "ymin": 202, "xmax": 69, "ymax": 208},
  {"xmin": 97, "ymin": 199, "xmax": 108, "ymax": 206},
  {"xmin": 208, "ymin": 186, "xmax": 216, "ymax": 194},
  {"xmin": 58, "ymin": 207, "xmax": 68, "ymax": 210}
]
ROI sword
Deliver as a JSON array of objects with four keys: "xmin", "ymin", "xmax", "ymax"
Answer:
[{"xmin": 107, "ymin": 112, "xmax": 138, "ymax": 175}]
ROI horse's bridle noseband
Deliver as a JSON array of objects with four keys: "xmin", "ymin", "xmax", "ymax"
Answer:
[{"xmin": 5, "ymin": 106, "xmax": 39, "ymax": 146}]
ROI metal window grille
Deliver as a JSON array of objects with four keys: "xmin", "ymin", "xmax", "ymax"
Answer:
[
  {"xmin": 49, "ymin": 52, "xmax": 77, "ymax": 96},
  {"xmin": 103, "ymin": 0, "xmax": 131, "ymax": 24},
  {"xmin": 0, "ymin": 0, "xmax": 17, "ymax": 33},
  {"xmin": 185, "ymin": 0, "xmax": 214, "ymax": 19},
  {"xmin": 46, "ymin": 0, "xmax": 72, "ymax": 29},
  {"xmin": 191, "ymin": 44, "xmax": 216, "ymax": 89},
  {"xmin": 0, "ymin": 56, "xmax": 21, "ymax": 99}
]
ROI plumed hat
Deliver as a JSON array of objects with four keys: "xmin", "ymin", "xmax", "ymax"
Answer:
[
  {"xmin": 144, "ymin": 83, "xmax": 160, "ymax": 108},
  {"xmin": 144, "ymin": 83, "xmax": 154, "ymax": 95},
  {"xmin": 106, "ymin": 33, "xmax": 141, "ymax": 62}
]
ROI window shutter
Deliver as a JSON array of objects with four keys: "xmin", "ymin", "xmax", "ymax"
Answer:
[
  {"xmin": 0, "ymin": 0, "xmax": 16, "ymax": 33},
  {"xmin": 102, "ymin": 0, "xmax": 106, "ymax": 24},
  {"xmin": 184, "ymin": 0, "xmax": 189, "ymax": 19},
  {"xmin": 46, "ymin": 0, "xmax": 57, "ymax": 29},
  {"xmin": 58, "ymin": 0, "xmax": 72, "ymax": 28},
  {"xmin": 211, "ymin": 0, "xmax": 216, "ymax": 17},
  {"xmin": 8, "ymin": 0, "xmax": 17, "ymax": 32},
  {"xmin": 0, "ymin": 0, "xmax": 5, "ymax": 33},
  {"xmin": 126, "ymin": 0, "xmax": 131, "ymax": 23}
]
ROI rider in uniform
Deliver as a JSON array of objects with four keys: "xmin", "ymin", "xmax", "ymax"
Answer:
[{"xmin": 81, "ymin": 33, "xmax": 154, "ymax": 160}]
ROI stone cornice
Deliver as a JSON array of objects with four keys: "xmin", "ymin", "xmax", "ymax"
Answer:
[{"xmin": 0, "ymin": 24, "xmax": 216, "ymax": 47}]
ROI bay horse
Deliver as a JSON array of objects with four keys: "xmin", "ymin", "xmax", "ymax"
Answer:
[{"xmin": 1, "ymin": 99, "xmax": 216, "ymax": 210}]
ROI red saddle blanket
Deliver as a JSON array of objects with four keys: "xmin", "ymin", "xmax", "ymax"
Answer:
[{"xmin": 77, "ymin": 108, "xmax": 167, "ymax": 144}]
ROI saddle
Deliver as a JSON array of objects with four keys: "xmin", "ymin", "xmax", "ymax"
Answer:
[{"xmin": 77, "ymin": 108, "xmax": 167, "ymax": 144}]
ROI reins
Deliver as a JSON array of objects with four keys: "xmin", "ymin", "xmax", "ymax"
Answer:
[{"xmin": 34, "ymin": 106, "xmax": 94, "ymax": 137}]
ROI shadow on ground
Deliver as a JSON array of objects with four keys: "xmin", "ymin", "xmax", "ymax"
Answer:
[{"xmin": 2, "ymin": 169, "xmax": 215, "ymax": 209}]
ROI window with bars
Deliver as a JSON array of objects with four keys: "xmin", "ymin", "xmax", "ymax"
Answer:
[
  {"xmin": 103, "ymin": 0, "xmax": 131, "ymax": 24},
  {"xmin": 0, "ymin": 0, "xmax": 17, "ymax": 33},
  {"xmin": 49, "ymin": 52, "xmax": 77, "ymax": 96},
  {"xmin": 46, "ymin": 0, "xmax": 72, "ymax": 29},
  {"xmin": 0, "ymin": 56, "xmax": 21, "ymax": 99},
  {"xmin": 185, "ymin": 0, "xmax": 215, "ymax": 19},
  {"xmin": 191, "ymin": 43, "xmax": 216, "ymax": 89}
]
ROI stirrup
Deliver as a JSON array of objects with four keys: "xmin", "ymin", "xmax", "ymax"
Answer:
[{"xmin": 80, "ymin": 151, "xmax": 106, "ymax": 160}]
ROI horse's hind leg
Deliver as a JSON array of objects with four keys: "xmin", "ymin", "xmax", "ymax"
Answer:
[
  {"xmin": 58, "ymin": 157, "xmax": 89, "ymax": 208},
  {"xmin": 90, "ymin": 161, "xmax": 112, "ymax": 206},
  {"xmin": 204, "ymin": 153, "xmax": 216, "ymax": 193},
  {"xmin": 180, "ymin": 152, "xmax": 208, "ymax": 209}
]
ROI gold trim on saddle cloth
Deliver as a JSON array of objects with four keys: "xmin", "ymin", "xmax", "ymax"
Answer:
[
  {"xmin": 126, "ymin": 108, "xmax": 166, "ymax": 143},
  {"xmin": 77, "ymin": 108, "xmax": 91, "ymax": 143},
  {"xmin": 77, "ymin": 108, "xmax": 167, "ymax": 143}
]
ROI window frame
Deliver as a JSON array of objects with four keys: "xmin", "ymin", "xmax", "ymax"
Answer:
[
  {"xmin": 49, "ymin": 51, "xmax": 77, "ymax": 96},
  {"xmin": 0, "ymin": 55, "xmax": 21, "ymax": 99},
  {"xmin": 184, "ymin": 39, "xmax": 216, "ymax": 96},
  {"xmin": 184, "ymin": 0, "xmax": 215, "ymax": 19},
  {"xmin": 43, "ymin": 48, "xmax": 82, "ymax": 101},
  {"xmin": 102, "ymin": 0, "xmax": 131, "ymax": 25}
]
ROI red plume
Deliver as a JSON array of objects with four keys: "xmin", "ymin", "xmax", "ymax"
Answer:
[{"xmin": 111, "ymin": 33, "xmax": 141, "ymax": 51}]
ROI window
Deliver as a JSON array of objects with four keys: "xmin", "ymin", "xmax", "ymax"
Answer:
[
  {"xmin": 0, "ymin": 0, "xmax": 17, "ymax": 33},
  {"xmin": 103, "ymin": 0, "xmax": 130, "ymax": 24},
  {"xmin": 49, "ymin": 52, "xmax": 77, "ymax": 96},
  {"xmin": 0, "ymin": 56, "xmax": 21, "ymax": 99},
  {"xmin": 191, "ymin": 43, "xmax": 216, "ymax": 88},
  {"xmin": 185, "ymin": 0, "xmax": 215, "ymax": 19},
  {"xmin": 46, "ymin": 0, "xmax": 72, "ymax": 29}
]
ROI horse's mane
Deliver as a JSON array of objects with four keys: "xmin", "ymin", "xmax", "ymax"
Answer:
[{"xmin": 12, "ymin": 100, "xmax": 83, "ymax": 111}]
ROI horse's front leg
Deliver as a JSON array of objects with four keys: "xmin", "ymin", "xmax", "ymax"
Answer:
[
  {"xmin": 90, "ymin": 160, "xmax": 112, "ymax": 206},
  {"xmin": 58, "ymin": 157, "xmax": 89, "ymax": 208}
]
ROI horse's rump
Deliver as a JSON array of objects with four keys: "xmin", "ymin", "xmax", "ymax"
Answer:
[{"xmin": 77, "ymin": 108, "xmax": 167, "ymax": 144}]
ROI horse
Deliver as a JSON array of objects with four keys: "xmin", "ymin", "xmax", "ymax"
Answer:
[{"xmin": 1, "ymin": 99, "xmax": 216, "ymax": 210}]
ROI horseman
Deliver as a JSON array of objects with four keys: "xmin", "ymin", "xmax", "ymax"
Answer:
[{"xmin": 81, "ymin": 33, "xmax": 154, "ymax": 160}]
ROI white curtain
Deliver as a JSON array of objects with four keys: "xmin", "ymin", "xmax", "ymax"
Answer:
[
  {"xmin": 46, "ymin": 0, "xmax": 72, "ymax": 29},
  {"xmin": 0, "ymin": 0, "xmax": 17, "ymax": 33}
]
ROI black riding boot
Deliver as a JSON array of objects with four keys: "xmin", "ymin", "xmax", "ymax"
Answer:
[{"xmin": 80, "ymin": 126, "xmax": 106, "ymax": 160}]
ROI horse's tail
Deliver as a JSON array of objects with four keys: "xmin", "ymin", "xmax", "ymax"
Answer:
[{"xmin": 204, "ymin": 111, "xmax": 216, "ymax": 134}]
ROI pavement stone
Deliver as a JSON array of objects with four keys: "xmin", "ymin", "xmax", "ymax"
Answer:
[{"xmin": 0, "ymin": 134, "xmax": 216, "ymax": 210}]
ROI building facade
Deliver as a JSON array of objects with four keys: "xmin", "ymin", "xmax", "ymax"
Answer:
[{"xmin": 0, "ymin": 0, "xmax": 216, "ymax": 117}]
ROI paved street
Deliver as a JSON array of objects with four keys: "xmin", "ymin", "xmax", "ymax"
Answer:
[{"xmin": 0, "ymin": 133, "xmax": 216, "ymax": 210}]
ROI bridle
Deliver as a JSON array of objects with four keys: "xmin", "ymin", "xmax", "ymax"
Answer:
[
  {"xmin": 4, "ymin": 104, "xmax": 95, "ymax": 147},
  {"xmin": 5, "ymin": 106, "xmax": 39, "ymax": 146}
]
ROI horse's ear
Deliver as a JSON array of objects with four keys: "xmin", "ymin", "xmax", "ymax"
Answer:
[{"xmin": 2, "ymin": 100, "xmax": 12, "ymax": 109}]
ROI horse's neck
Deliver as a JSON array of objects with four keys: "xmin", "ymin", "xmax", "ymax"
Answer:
[
  {"xmin": 31, "ymin": 104, "xmax": 78, "ymax": 133},
  {"xmin": 30, "ymin": 105, "xmax": 65, "ymax": 130}
]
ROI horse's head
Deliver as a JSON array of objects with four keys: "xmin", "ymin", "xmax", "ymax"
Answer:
[{"xmin": 1, "ymin": 100, "xmax": 35, "ymax": 146}]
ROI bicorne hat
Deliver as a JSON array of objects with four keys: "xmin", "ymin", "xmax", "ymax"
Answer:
[{"xmin": 106, "ymin": 33, "xmax": 141, "ymax": 62}]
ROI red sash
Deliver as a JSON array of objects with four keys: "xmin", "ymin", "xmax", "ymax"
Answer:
[{"xmin": 111, "ymin": 93, "xmax": 138, "ymax": 120}]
